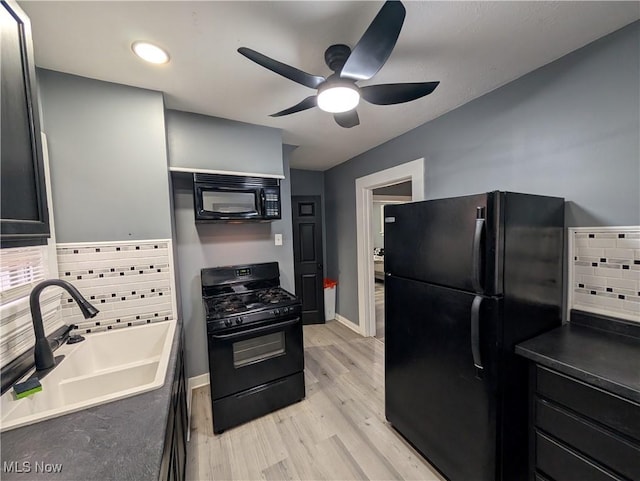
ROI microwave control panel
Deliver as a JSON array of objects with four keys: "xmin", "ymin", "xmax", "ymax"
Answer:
[{"xmin": 264, "ymin": 187, "xmax": 281, "ymax": 218}]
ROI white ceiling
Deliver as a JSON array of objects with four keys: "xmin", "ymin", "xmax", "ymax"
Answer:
[{"xmin": 20, "ymin": 1, "xmax": 639, "ymax": 171}]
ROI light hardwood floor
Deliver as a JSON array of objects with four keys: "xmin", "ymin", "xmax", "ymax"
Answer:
[{"xmin": 187, "ymin": 321, "xmax": 443, "ymax": 481}]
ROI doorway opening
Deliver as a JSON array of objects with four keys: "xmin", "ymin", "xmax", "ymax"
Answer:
[
  {"xmin": 355, "ymin": 158, "xmax": 425, "ymax": 337},
  {"xmin": 372, "ymin": 183, "xmax": 412, "ymax": 341}
]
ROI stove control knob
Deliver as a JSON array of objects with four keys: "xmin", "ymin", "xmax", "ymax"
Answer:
[
  {"xmin": 235, "ymin": 317, "xmax": 243, "ymax": 325},
  {"xmin": 274, "ymin": 309, "xmax": 280, "ymax": 315},
  {"xmin": 224, "ymin": 319, "xmax": 233, "ymax": 327}
]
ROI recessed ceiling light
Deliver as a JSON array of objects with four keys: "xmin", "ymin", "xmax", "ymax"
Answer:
[{"xmin": 131, "ymin": 41, "xmax": 170, "ymax": 64}]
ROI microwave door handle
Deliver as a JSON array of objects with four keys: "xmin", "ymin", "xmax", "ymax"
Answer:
[{"xmin": 259, "ymin": 189, "xmax": 266, "ymax": 215}]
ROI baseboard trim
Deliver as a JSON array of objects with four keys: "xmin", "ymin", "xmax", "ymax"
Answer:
[
  {"xmin": 187, "ymin": 373, "xmax": 210, "ymax": 442},
  {"xmin": 335, "ymin": 314, "xmax": 365, "ymax": 336}
]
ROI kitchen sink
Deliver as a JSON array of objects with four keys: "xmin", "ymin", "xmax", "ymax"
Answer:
[{"xmin": 0, "ymin": 320, "xmax": 177, "ymax": 432}]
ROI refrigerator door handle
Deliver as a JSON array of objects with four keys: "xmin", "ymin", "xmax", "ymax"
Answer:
[
  {"xmin": 471, "ymin": 295, "xmax": 484, "ymax": 373},
  {"xmin": 472, "ymin": 207, "xmax": 485, "ymax": 293}
]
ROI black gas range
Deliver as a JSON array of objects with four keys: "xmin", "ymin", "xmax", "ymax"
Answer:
[{"xmin": 201, "ymin": 262, "xmax": 305, "ymax": 434}]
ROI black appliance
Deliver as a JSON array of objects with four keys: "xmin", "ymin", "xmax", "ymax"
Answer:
[
  {"xmin": 384, "ymin": 191, "xmax": 564, "ymax": 481},
  {"xmin": 202, "ymin": 262, "xmax": 304, "ymax": 434},
  {"xmin": 193, "ymin": 173, "xmax": 281, "ymax": 223}
]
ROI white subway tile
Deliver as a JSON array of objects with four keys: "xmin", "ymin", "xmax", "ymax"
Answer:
[
  {"xmin": 588, "ymin": 239, "xmax": 616, "ymax": 248},
  {"xmin": 623, "ymin": 270, "xmax": 640, "ymax": 281},
  {"xmin": 575, "ymin": 238, "xmax": 589, "ymax": 247},
  {"xmin": 617, "ymin": 239, "xmax": 640, "ymax": 249},
  {"xmin": 605, "ymin": 277, "xmax": 638, "ymax": 290},
  {"xmin": 575, "ymin": 266, "xmax": 595, "ymax": 276},
  {"xmin": 574, "ymin": 293, "xmax": 598, "ymax": 306},
  {"xmin": 594, "ymin": 266, "xmax": 622, "ymax": 278},
  {"xmin": 591, "ymin": 296, "xmax": 625, "ymax": 309},
  {"xmin": 622, "ymin": 301, "xmax": 640, "ymax": 315},
  {"xmin": 603, "ymin": 248, "xmax": 634, "ymax": 260},
  {"xmin": 580, "ymin": 275, "xmax": 606, "ymax": 287},
  {"xmin": 577, "ymin": 247, "xmax": 605, "ymax": 257},
  {"xmin": 55, "ymin": 240, "xmax": 175, "ymax": 337}
]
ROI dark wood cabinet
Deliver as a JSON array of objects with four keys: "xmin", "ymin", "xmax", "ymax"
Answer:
[
  {"xmin": 0, "ymin": 0, "xmax": 49, "ymax": 247},
  {"xmin": 529, "ymin": 365, "xmax": 640, "ymax": 481},
  {"xmin": 159, "ymin": 335, "xmax": 188, "ymax": 481}
]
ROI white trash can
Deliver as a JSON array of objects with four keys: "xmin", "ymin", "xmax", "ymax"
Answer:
[{"xmin": 323, "ymin": 279, "xmax": 337, "ymax": 321}]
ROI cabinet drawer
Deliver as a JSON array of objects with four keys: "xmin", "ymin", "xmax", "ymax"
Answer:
[
  {"xmin": 535, "ymin": 366, "xmax": 640, "ymax": 442},
  {"xmin": 536, "ymin": 431, "xmax": 623, "ymax": 481},
  {"xmin": 536, "ymin": 399, "xmax": 640, "ymax": 480}
]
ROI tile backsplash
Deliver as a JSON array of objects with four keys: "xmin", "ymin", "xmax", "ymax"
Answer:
[
  {"xmin": 569, "ymin": 227, "xmax": 640, "ymax": 323},
  {"xmin": 57, "ymin": 240, "xmax": 177, "ymax": 334}
]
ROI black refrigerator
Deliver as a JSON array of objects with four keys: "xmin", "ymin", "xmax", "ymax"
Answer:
[{"xmin": 384, "ymin": 191, "xmax": 564, "ymax": 481}]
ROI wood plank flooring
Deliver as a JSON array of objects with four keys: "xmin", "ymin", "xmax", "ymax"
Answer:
[{"xmin": 187, "ymin": 321, "xmax": 443, "ymax": 481}]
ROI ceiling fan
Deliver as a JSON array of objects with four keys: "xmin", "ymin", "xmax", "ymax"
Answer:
[{"xmin": 238, "ymin": 0, "xmax": 439, "ymax": 128}]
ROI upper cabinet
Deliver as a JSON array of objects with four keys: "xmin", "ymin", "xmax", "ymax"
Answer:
[
  {"xmin": 0, "ymin": 0, "xmax": 50, "ymax": 247},
  {"xmin": 165, "ymin": 109, "xmax": 284, "ymax": 179}
]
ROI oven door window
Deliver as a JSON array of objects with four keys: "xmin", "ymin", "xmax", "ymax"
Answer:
[
  {"xmin": 232, "ymin": 331, "xmax": 285, "ymax": 368},
  {"xmin": 201, "ymin": 190, "xmax": 258, "ymax": 215}
]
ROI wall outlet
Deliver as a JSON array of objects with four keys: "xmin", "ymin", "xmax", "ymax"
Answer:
[{"xmin": 274, "ymin": 234, "xmax": 283, "ymax": 246}]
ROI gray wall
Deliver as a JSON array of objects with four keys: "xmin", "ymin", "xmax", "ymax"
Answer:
[
  {"xmin": 37, "ymin": 69, "xmax": 172, "ymax": 242},
  {"xmin": 290, "ymin": 167, "xmax": 327, "ymax": 275},
  {"xmin": 172, "ymin": 148, "xmax": 295, "ymax": 378},
  {"xmin": 290, "ymin": 168, "xmax": 325, "ymax": 197},
  {"xmin": 325, "ymin": 22, "xmax": 640, "ymax": 326},
  {"xmin": 166, "ymin": 109, "xmax": 283, "ymax": 177}
]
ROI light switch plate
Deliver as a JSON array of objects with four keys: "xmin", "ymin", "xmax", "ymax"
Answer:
[{"xmin": 274, "ymin": 234, "xmax": 283, "ymax": 246}]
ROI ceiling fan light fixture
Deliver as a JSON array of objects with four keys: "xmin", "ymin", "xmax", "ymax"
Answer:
[
  {"xmin": 317, "ymin": 84, "xmax": 360, "ymax": 113},
  {"xmin": 131, "ymin": 41, "xmax": 170, "ymax": 64}
]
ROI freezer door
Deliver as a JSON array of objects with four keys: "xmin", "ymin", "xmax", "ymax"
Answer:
[
  {"xmin": 384, "ymin": 192, "xmax": 501, "ymax": 295},
  {"xmin": 385, "ymin": 275, "xmax": 501, "ymax": 481}
]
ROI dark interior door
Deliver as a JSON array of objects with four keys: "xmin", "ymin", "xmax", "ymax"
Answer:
[
  {"xmin": 292, "ymin": 196, "xmax": 325, "ymax": 324},
  {"xmin": 385, "ymin": 275, "xmax": 501, "ymax": 481}
]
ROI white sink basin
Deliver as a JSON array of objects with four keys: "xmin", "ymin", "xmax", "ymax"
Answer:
[{"xmin": 0, "ymin": 320, "xmax": 177, "ymax": 432}]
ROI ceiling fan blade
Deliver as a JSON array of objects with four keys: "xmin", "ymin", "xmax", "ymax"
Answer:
[
  {"xmin": 270, "ymin": 96, "xmax": 317, "ymax": 117},
  {"xmin": 334, "ymin": 110, "xmax": 360, "ymax": 128},
  {"xmin": 360, "ymin": 81, "xmax": 440, "ymax": 105},
  {"xmin": 340, "ymin": 1, "xmax": 406, "ymax": 81},
  {"xmin": 238, "ymin": 47, "xmax": 325, "ymax": 89}
]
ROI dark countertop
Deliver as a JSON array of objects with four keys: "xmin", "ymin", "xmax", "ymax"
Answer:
[
  {"xmin": 0, "ymin": 321, "xmax": 181, "ymax": 481},
  {"xmin": 516, "ymin": 311, "xmax": 640, "ymax": 403}
]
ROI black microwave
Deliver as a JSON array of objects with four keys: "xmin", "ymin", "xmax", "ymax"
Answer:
[{"xmin": 193, "ymin": 173, "xmax": 281, "ymax": 223}]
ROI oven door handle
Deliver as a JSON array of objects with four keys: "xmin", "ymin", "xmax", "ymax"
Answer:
[{"xmin": 211, "ymin": 317, "xmax": 300, "ymax": 340}]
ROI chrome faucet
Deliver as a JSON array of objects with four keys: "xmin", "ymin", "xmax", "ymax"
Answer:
[{"xmin": 30, "ymin": 279, "xmax": 99, "ymax": 371}]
